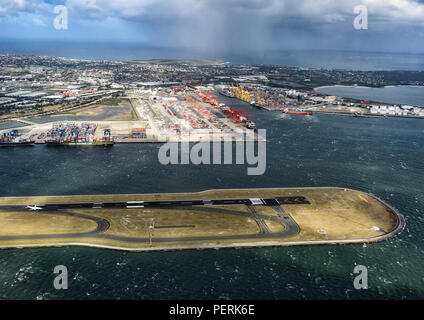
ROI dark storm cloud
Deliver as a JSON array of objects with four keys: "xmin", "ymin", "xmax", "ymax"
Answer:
[{"xmin": 2, "ymin": 0, "xmax": 424, "ymax": 53}]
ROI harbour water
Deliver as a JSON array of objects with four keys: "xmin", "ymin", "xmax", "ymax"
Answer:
[
  {"xmin": 0, "ymin": 95, "xmax": 423, "ymax": 299},
  {"xmin": 316, "ymin": 85, "xmax": 424, "ymax": 107}
]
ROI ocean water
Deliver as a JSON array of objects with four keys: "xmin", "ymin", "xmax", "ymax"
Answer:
[
  {"xmin": 316, "ymin": 85, "xmax": 424, "ymax": 107},
  {"xmin": 230, "ymin": 50, "xmax": 424, "ymax": 71},
  {"xmin": 1, "ymin": 40, "xmax": 424, "ymax": 71},
  {"xmin": 0, "ymin": 95, "xmax": 424, "ymax": 299}
]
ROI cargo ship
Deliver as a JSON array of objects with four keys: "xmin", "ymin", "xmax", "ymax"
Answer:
[
  {"xmin": 1, "ymin": 131, "xmax": 35, "ymax": 146},
  {"xmin": 45, "ymin": 138, "xmax": 114, "ymax": 146},
  {"xmin": 0, "ymin": 139, "xmax": 35, "ymax": 147},
  {"xmin": 282, "ymin": 108, "xmax": 312, "ymax": 115}
]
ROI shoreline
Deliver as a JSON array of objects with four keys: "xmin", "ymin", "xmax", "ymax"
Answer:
[
  {"xmin": 314, "ymin": 84, "xmax": 424, "ymax": 91},
  {"xmin": 313, "ymin": 84, "xmax": 424, "ymax": 112},
  {"xmin": 310, "ymin": 110, "xmax": 424, "ymax": 120}
]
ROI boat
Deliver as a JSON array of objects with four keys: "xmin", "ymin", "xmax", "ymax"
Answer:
[
  {"xmin": 282, "ymin": 108, "xmax": 312, "ymax": 115},
  {"xmin": 352, "ymin": 112, "xmax": 364, "ymax": 117},
  {"xmin": 45, "ymin": 139, "xmax": 114, "ymax": 146},
  {"xmin": 250, "ymin": 101, "xmax": 264, "ymax": 109},
  {"xmin": 1, "ymin": 130, "xmax": 35, "ymax": 146},
  {"xmin": 245, "ymin": 120, "xmax": 256, "ymax": 129},
  {"xmin": 352, "ymin": 112, "xmax": 374, "ymax": 118},
  {"xmin": 217, "ymin": 90, "xmax": 235, "ymax": 98},
  {"xmin": 0, "ymin": 140, "xmax": 35, "ymax": 147}
]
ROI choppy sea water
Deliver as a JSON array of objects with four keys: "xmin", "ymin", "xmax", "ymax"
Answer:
[{"xmin": 0, "ymin": 94, "xmax": 423, "ymax": 299}]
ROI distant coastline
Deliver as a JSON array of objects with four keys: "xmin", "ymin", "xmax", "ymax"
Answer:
[
  {"xmin": 314, "ymin": 84, "xmax": 424, "ymax": 91},
  {"xmin": 314, "ymin": 85, "xmax": 424, "ymax": 107}
]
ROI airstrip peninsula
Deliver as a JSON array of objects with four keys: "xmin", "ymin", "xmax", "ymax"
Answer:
[{"xmin": 0, "ymin": 187, "xmax": 404, "ymax": 252}]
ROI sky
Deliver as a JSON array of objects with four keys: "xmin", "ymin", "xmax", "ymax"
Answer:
[{"xmin": 1, "ymin": 0, "xmax": 424, "ymax": 60}]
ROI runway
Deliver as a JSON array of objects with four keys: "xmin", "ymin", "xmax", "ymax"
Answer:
[{"xmin": 0, "ymin": 196, "xmax": 308, "ymax": 244}]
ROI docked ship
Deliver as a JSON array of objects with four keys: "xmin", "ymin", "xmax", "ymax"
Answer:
[
  {"xmin": 217, "ymin": 90, "xmax": 235, "ymax": 98},
  {"xmin": 245, "ymin": 120, "xmax": 256, "ymax": 129},
  {"xmin": 282, "ymin": 108, "xmax": 312, "ymax": 115},
  {"xmin": 45, "ymin": 138, "xmax": 114, "ymax": 146},
  {"xmin": 352, "ymin": 112, "xmax": 374, "ymax": 118},
  {"xmin": 0, "ymin": 139, "xmax": 35, "ymax": 147},
  {"xmin": 44, "ymin": 123, "xmax": 114, "ymax": 146},
  {"xmin": 0, "ymin": 131, "xmax": 35, "ymax": 146},
  {"xmin": 250, "ymin": 100, "xmax": 264, "ymax": 109},
  {"xmin": 219, "ymin": 104, "xmax": 257, "ymax": 129}
]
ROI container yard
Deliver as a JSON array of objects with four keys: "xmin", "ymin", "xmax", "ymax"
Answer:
[
  {"xmin": 128, "ymin": 87, "xmax": 260, "ymax": 142},
  {"xmin": 0, "ymin": 87, "xmax": 262, "ymax": 145},
  {"xmin": 218, "ymin": 84, "xmax": 318, "ymax": 112},
  {"xmin": 44, "ymin": 122, "xmax": 114, "ymax": 146}
]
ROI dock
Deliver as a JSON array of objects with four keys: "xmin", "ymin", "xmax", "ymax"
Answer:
[{"xmin": 0, "ymin": 89, "xmax": 263, "ymax": 144}]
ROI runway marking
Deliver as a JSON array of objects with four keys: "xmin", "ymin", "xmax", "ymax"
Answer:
[
  {"xmin": 249, "ymin": 198, "xmax": 263, "ymax": 205},
  {"xmin": 155, "ymin": 225, "xmax": 195, "ymax": 229},
  {"xmin": 359, "ymin": 194, "xmax": 369, "ymax": 203}
]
